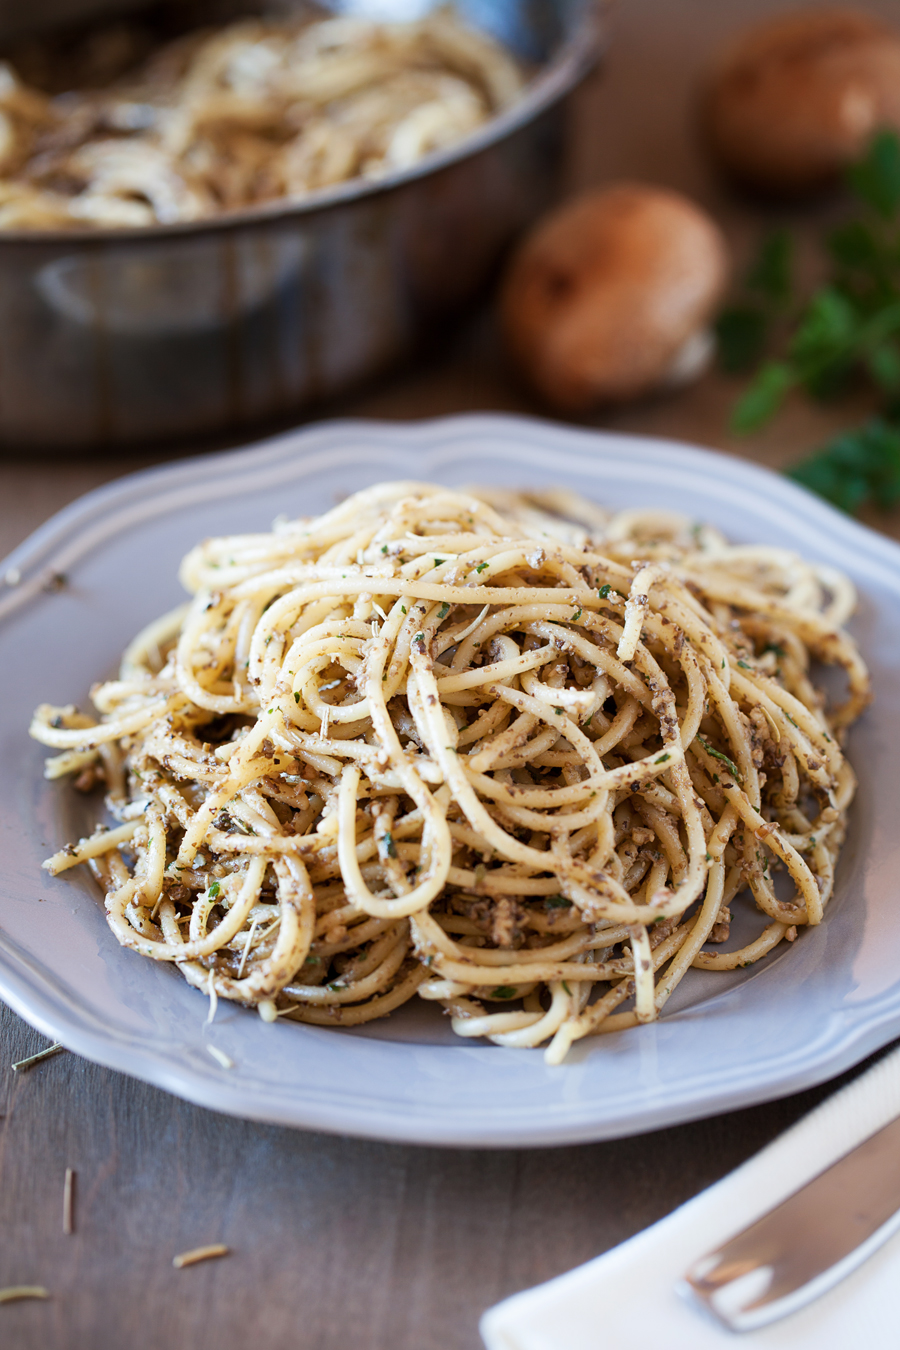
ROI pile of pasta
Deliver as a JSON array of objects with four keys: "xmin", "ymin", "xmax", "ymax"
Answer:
[
  {"xmin": 0, "ymin": 9, "xmax": 523, "ymax": 228},
  {"xmin": 30, "ymin": 481, "xmax": 870, "ymax": 1063}
]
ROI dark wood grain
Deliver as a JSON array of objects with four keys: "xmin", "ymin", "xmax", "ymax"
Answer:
[
  {"xmin": 2, "ymin": 1004, "xmax": 893, "ymax": 1350},
  {"xmin": 3, "ymin": 1, "xmax": 900, "ymax": 1346}
]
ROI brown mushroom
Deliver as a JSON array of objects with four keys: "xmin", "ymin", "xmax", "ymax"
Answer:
[
  {"xmin": 499, "ymin": 183, "xmax": 728, "ymax": 412},
  {"xmin": 699, "ymin": 8, "xmax": 900, "ymax": 195}
]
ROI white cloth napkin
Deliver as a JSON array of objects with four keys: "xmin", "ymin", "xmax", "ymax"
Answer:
[{"xmin": 481, "ymin": 1044, "xmax": 900, "ymax": 1350}]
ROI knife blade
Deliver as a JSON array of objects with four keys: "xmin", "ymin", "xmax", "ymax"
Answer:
[{"xmin": 678, "ymin": 1111, "xmax": 900, "ymax": 1332}]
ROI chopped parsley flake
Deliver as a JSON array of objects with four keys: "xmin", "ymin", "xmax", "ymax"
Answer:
[
  {"xmin": 438, "ymin": 602, "xmax": 450, "ymax": 619},
  {"xmin": 475, "ymin": 562, "xmax": 489, "ymax": 574},
  {"xmin": 491, "ymin": 985, "xmax": 517, "ymax": 999},
  {"xmin": 546, "ymin": 895, "xmax": 571, "ymax": 909},
  {"xmin": 208, "ymin": 881, "xmax": 220, "ymax": 898},
  {"xmin": 696, "ymin": 735, "xmax": 741, "ymax": 781},
  {"xmin": 655, "ymin": 752, "xmax": 671, "ymax": 764},
  {"xmin": 598, "ymin": 584, "xmax": 612, "ymax": 599}
]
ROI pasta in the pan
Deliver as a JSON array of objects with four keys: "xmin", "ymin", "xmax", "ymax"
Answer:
[{"xmin": 0, "ymin": 9, "xmax": 524, "ymax": 228}]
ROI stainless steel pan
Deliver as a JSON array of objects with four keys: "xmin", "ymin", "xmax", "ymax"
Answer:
[{"xmin": 0, "ymin": 0, "xmax": 602, "ymax": 449}]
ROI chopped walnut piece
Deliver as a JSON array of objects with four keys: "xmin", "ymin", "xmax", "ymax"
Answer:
[{"xmin": 709, "ymin": 905, "xmax": 732, "ymax": 943}]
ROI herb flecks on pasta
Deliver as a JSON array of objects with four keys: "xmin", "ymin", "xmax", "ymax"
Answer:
[{"xmin": 30, "ymin": 482, "xmax": 869, "ymax": 1063}]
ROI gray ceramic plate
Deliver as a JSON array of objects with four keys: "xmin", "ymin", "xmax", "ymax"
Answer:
[{"xmin": 1, "ymin": 414, "xmax": 899, "ymax": 1146}]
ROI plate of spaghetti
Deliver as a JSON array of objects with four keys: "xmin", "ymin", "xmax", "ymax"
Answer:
[{"xmin": 0, "ymin": 415, "xmax": 898, "ymax": 1144}]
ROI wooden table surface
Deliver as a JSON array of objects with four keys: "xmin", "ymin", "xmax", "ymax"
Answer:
[{"xmin": 3, "ymin": 3, "xmax": 899, "ymax": 1347}]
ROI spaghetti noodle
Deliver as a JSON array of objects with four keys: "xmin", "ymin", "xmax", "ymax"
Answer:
[
  {"xmin": 0, "ymin": 10, "xmax": 523, "ymax": 229},
  {"xmin": 30, "ymin": 482, "xmax": 869, "ymax": 1063}
]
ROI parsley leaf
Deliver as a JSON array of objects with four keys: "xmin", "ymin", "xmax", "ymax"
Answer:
[
  {"xmin": 491, "ymin": 985, "xmax": 517, "ymax": 999},
  {"xmin": 716, "ymin": 305, "xmax": 769, "ymax": 374},
  {"xmin": 731, "ymin": 361, "xmax": 795, "ymax": 433},
  {"xmin": 716, "ymin": 229, "xmax": 793, "ymax": 374},
  {"xmin": 788, "ymin": 287, "xmax": 859, "ymax": 397},
  {"xmin": 747, "ymin": 227, "xmax": 793, "ymax": 304},
  {"xmin": 848, "ymin": 129, "xmax": 900, "ymax": 220},
  {"xmin": 787, "ymin": 418, "xmax": 900, "ymax": 513},
  {"xmin": 695, "ymin": 734, "xmax": 741, "ymax": 783}
]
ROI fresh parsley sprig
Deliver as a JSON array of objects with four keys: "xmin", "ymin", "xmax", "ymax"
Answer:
[
  {"xmin": 786, "ymin": 418, "xmax": 900, "ymax": 513},
  {"xmin": 719, "ymin": 131, "xmax": 900, "ymax": 512},
  {"xmin": 716, "ymin": 228, "xmax": 793, "ymax": 376}
]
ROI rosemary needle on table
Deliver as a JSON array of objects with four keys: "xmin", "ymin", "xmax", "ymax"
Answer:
[{"xmin": 11, "ymin": 1043, "xmax": 65, "ymax": 1072}]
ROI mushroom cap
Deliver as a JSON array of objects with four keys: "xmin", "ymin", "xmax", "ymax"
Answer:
[
  {"xmin": 699, "ymin": 8, "xmax": 900, "ymax": 194},
  {"xmin": 499, "ymin": 183, "xmax": 729, "ymax": 412}
]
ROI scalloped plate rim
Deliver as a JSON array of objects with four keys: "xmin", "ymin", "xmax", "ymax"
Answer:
[{"xmin": 1, "ymin": 412, "xmax": 899, "ymax": 1147}]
